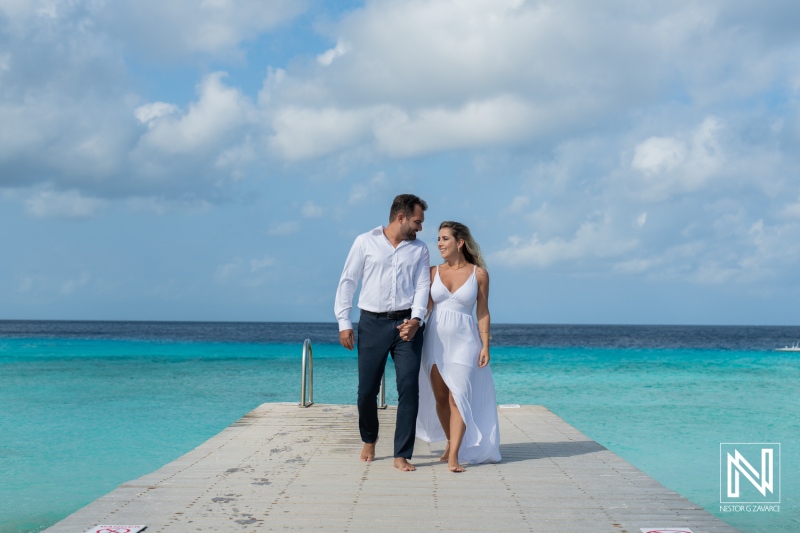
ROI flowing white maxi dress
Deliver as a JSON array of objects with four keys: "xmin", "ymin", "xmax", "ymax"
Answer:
[{"xmin": 416, "ymin": 265, "xmax": 501, "ymax": 464}]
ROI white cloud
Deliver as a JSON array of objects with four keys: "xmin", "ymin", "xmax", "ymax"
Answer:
[
  {"xmin": 267, "ymin": 221, "xmax": 301, "ymax": 236},
  {"xmin": 135, "ymin": 102, "xmax": 179, "ymax": 125},
  {"xmin": 126, "ymin": 196, "xmax": 213, "ymax": 215},
  {"xmin": 781, "ymin": 197, "xmax": 800, "ymax": 219},
  {"xmin": 1, "ymin": 0, "xmax": 800, "ymax": 298},
  {"xmin": 349, "ymin": 172, "xmax": 388, "ymax": 205},
  {"xmin": 632, "ymin": 137, "xmax": 687, "ymax": 175},
  {"xmin": 301, "ymin": 201, "xmax": 324, "ymax": 218},
  {"xmin": 625, "ymin": 117, "xmax": 726, "ymax": 202},
  {"xmin": 508, "ymin": 195, "xmax": 529, "ymax": 213},
  {"xmin": 216, "ymin": 255, "xmax": 277, "ymax": 286},
  {"xmin": 317, "ymin": 41, "xmax": 349, "ymax": 66},
  {"xmin": 613, "ymin": 258, "xmax": 660, "ymax": 275},
  {"xmin": 494, "ymin": 213, "xmax": 638, "ymax": 268},
  {"xmin": 215, "ymin": 257, "xmax": 244, "ymax": 283},
  {"xmin": 99, "ymin": 0, "xmax": 306, "ymax": 60},
  {"xmin": 268, "ymin": 106, "xmax": 372, "ymax": 160},
  {"xmin": 250, "ymin": 256, "xmax": 275, "ymax": 272},
  {"xmin": 138, "ymin": 72, "xmax": 254, "ymax": 155},
  {"xmin": 61, "ymin": 271, "xmax": 91, "ymax": 295},
  {"xmin": 373, "ymin": 96, "xmax": 539, "ymax": 157},
  {"xmin": 25, "ymin": 189, "xmax": 107, "ymax": 219}
]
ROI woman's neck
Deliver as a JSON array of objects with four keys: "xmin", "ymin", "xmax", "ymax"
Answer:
[{"xmin": 445, "ymin": 256, "xmax": 468, "ymax": 269}]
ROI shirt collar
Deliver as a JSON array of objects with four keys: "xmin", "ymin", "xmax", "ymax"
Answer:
[{"xmin": 372, "ymin": 225, "xmax": 413, "ymax": 248}]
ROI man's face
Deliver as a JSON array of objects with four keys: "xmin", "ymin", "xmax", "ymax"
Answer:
[{"xmin": 399, "ymin": 205, "xmax": 424, "ymax": 240}]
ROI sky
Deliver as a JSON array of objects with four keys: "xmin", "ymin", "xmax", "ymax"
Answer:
[{"xmin": 2, "ymin": 0, "xmax": 800, "ymax": 325}]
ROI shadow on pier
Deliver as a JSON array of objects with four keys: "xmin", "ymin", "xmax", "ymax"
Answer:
[{"xmin": 498, "ymin": 440, "xmax": 607, "ymax": 463}]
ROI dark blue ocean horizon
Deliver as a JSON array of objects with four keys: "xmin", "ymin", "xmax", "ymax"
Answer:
[
  {"xmin": 2, "ymin": 319, "xmax": 799, "ymax": 351},
  {"xmin": 2, "ymin": 320, "xmax": 798, "ymax": 533}
]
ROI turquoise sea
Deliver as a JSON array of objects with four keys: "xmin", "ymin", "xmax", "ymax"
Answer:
[{"xmin": 1, "ymin": 321, "xmax": 798, "ymax": 533}]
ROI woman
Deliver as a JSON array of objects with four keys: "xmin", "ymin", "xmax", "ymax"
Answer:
[{"xmin": 416, "ymin": 221, "xmax": 501, "ymax": 472}]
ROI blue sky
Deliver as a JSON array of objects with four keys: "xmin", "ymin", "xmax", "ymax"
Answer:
[{"xmin": 2, "ymin": 0, "xmax": 800, "ymax": 325}]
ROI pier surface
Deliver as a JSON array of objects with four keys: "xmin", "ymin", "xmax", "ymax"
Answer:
[{"xmin": 46, "ymin": 403, "xmax": 737, "ymax": 533}]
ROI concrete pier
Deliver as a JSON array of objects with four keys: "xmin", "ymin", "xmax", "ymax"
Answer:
[{"xmin": 45, "ymin": 403, "xmax": 737, "ymax": 532}]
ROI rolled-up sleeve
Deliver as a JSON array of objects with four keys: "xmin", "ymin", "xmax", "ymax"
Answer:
[
  {"xmin": 411, "ymin": 245, "xmax": 430, "ymax": 321},
  {"xmin": 334, "ymin": 236, "xmax": 364, "ymax": 331}
]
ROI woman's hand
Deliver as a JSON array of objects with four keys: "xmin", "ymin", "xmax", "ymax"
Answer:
[
  {"xmin": 478, "ymin": 347, "xmax": 490, "ymax": 367},
  {"xmin": 397, "ymin": 319, "xmax": 420, "ymax": 341}
]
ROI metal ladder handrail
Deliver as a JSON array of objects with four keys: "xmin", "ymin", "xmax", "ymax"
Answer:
[
  {"xmin": 300, "ymin": 339, "xmax": 313, "ymax": 407},
  {"xmin": 378, "ymin": 373, "xmax": 387, "ymax": 409},
  {"xmin": 300, "ymin": 337, "xmax": 387, "ymax": 409}
]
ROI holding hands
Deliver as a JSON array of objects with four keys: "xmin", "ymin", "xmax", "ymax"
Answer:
[{"xmin": 397, "ymin": 318, "xmax": 420, "ymax": 342}]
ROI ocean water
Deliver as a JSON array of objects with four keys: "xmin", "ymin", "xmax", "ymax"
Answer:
[{"xmin": 1, "ymin": 321, "xmax": 798, "ymax": 533}]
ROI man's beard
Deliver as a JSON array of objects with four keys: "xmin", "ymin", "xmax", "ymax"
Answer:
[{"xmin": 401, "ymin": 224, "xmax": 417, "ymax": 240}]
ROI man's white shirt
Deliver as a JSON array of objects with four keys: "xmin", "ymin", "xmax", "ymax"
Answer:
[{"xmin": 335, "ymin": 226, "xmax": 430, "ymax": 332}]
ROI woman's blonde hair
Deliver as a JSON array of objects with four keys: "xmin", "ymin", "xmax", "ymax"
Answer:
[{"xmin": 439, "ymin": 221, "xmax": 486, "ymax": 270}]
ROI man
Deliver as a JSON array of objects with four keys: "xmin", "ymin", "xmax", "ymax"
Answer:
[{"xmin": 334, "ymin": 194, "xmax": 430, "ymax": 472}]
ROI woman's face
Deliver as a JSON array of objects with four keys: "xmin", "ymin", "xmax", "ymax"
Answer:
[{"xmin": 437, "ymin": 228, "xmax": 462, "ymax": 260}]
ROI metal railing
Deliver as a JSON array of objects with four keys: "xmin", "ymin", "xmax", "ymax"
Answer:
[
  {"xmin": 300, "ymin": 338, "xmax": 388, "ymax": 409},
  {"xmin": 300, "ymin": 339, "xmax": 313, "ymax": 407},
  {"xmin": 378, "ymin": 373, "xmax": 387, "ymax": 409}
]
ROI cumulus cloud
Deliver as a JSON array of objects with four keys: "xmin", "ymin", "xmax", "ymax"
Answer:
[
  {"xmin": 508, "ymin": 195, "xmax": 530, "ymax": 214},
  {"xmin": 301, "ymin": 201, "xmax": 324, "ymax": 218},
  {"xmin": 126, "ymin": 196, "xmax": 213, "ymax": 215},
  {"xmin": 623, "ymin": 117, "xmax": 727, "ymax": 202},
  {"xmin": 494, "ymin": 212, "xmax": 639, "ymax": 268},
  {"xmin": 137, "ymin": 73, "xmax": 254, "ymax": 155},
  {"xmin": 61, "ymin": 271, "xmax": 91, "ymax": 295},
  {"xmin": 135, "ymin": 102, "xmax": 180, "ymax": 125},
  {"xmin": 632, "ymin": 137, "xmax": 688, "ymax": 176},
  {"xmin": 0, "ymin": 1, "xmax": 291, "ymax": 207},
  {"xmin": 250, "ymin": 255, "xmax": 275, "ymax": 272},
  {"xmin": 317, "ymin": 41, "xmax": 349, "ymax": 66},
  {"xmin": 268, "ymin": 106, "xmax": 372, "ymax": 160},
  {"xmin": 25, "ymin": 188, "xmax": 107, "ymax": 219},
  {"xmin": 3, "ymin": 0, "xmax": 800, "ymax": 292},
  {"xmin": 349, "ymin": 172, "xmax": 389, "ymax": 205},
  {"xmin": 97, "ymin": 0, "xmax": 306, "ymax": 60},
  {"xmin": 490, "ymin": 104, "xmax": 800, "ymax": 286},
  {"xmin": 373, "ymin": 96, "xmax": 539, "ymax": 157},
  {"xmin": 216, "ymin": 255, "xmax": 277, "ymax": 286},
  {"xmin": 267, "ymin": 221, "xmax": 301, "ymax": 236}
]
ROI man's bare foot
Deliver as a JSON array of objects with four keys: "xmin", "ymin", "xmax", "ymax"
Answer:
[
  {"xmin": 439, "ymin": 441, "xmax": 450, "ymax": 462},
  {"xmin": 360, "ymin": 441, "xmax": 376, "ymax": 462},
  {"xmin": 393, "ymin": 457, "xmax": 416, "ymax": 471},
  {"xmin": 448, "ymin": 459, "xmax": 465, "ymax": 473}
]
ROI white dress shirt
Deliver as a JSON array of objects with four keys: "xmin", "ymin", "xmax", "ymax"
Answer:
[{"xmin": 335, "ymin": 226, "xmax": 431, "ymax": 332}]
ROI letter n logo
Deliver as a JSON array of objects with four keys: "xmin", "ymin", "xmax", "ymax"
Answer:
[{"xmin": 720, "ymin": 443, "xmax": 781, "ymax": 504}]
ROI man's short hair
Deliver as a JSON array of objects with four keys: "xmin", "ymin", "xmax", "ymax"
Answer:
[{"xmin": 389, "ymin": 194, "xmax": 428, "ymax": 222}]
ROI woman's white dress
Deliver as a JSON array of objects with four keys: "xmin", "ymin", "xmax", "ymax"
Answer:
[{"xmin": 416, "ymin": 265, "xmax": 501, "ymax": 464}]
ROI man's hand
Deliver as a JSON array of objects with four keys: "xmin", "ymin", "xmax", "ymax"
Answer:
[
  {"xmin": 397, "ymin": 319, "xmax": 420, "ymax": 342},
  {"xmin": 339, "ymin": 329, "xmax": 355, "ymax": 350}
]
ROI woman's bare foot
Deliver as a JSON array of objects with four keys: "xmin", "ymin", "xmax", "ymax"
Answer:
[
  {"xmin": 360, "ymin": 441, "xmax": 376, "ymax": 462},
  {"xmin": 439, "ymin": 441, "xmax": 450, "ymax": 462},
  {"xmin": 448, "ymin": 459, "xmax": 465, "ymax": 473},
  {"xmin": 393, "ymin": 457, "xmax": 416, "ymax": 471}
]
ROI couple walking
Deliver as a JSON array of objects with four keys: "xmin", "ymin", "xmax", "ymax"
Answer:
[{"xmin": 334, "ymin": 194, "xmax": 501, "ymax": 472}]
